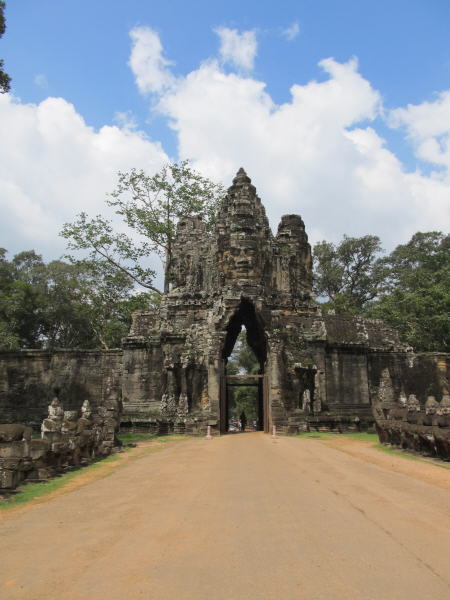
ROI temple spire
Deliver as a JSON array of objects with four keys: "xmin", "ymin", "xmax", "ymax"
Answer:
[{"xmin": 232, "ymin": 167, "xmax": 251, "ymax": 186}]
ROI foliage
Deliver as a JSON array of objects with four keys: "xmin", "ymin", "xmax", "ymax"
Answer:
[
  {"xmin": 365, "ymin": 232, "xmax": 450, "ymax": 351},
  {"xmin": 117, "ymin": 432, "xmax": 157, "ymax": 444},
  {"xmin": 61, "ymin": 160, "xmax": 224, "ymax": 294},
  {"xmin": 313, "ymin": 235, "xmax": 384, "ymax": 313},
  {"xmin": 226, "ymin": 330, "xmax": 260, "ymax": 375},
  {"xmin": 298, "ymin": 432, "xmax": 379, "ymax": 442},
  {"xmin": 313, "ymin": 230, "xmax": 449, "ymax": 352},
  {"xmin": 227, "ymin": 329, "xmax": 260, "ymax": 422},
  {"xmin": 0, "ymin": 249, "xmax": 159, "ymax": 350},
  {"xmin": 0, "ymin": 1, "xmax": 11, "ymax": 93}
]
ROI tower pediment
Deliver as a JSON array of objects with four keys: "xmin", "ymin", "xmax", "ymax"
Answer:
[{"xmin": 169, "ymin": 168, "xmax": 313, "ymax": 304}]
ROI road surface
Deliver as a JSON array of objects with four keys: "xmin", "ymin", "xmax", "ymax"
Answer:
[{"xmin": 1, "ymin": 433, "xmax": 450, "ymax": 600}]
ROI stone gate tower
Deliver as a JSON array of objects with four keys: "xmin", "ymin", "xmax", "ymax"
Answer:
[{"xmin": 121, "ymin": 168, "xmax": 409, "ymax": 434}]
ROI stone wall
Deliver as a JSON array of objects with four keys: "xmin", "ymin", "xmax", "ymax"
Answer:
[
  {"xmin": 0, "ymin": 394, "xmax": 122, "ymax": 490},
  {"xmin": 0, "ymin": 349, "xmax": 122, "ymax": 429},
  {"xmin": 368, "ymin": 352, "xmax": 449, "ymax": 403},
  {"xmin": 0, "ymin": 169, "xmax": 448, "ymax": 440},
  {"xmin": 370, "ymin": 353, "xmax": 450, "ymax": 459}
]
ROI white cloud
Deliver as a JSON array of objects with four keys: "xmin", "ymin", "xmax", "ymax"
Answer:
[
  {"xmin": 282, "ymin": 22, "xmax": 300, "ymax": 41},
  {"xmin": 0, "ymin": 94, "xmax": 168, "ymax": 259},
  {"xmin": 34, "ymin": 73, "xmax": 48, "ymax": 88},
  {"xmin": 153, "ymin": 50, "xmax": 449, "ymax": 248},
  {"xmin": 1, "ymin": 28, "xmax": 449, "ymax": 274},
  {"xmin": 389, "ymin": 90, "xmax": 450, "ymax": 173},
  {"xmin": 214, "ymin": 27, "xmax": 257, "ymax": 71},
  {"xmin": 128, "ymin": 26, "xmax": 176, "ymax": 94},
  {"xmin": 114, "ymin": 110, "xmax": 138, "ymax": 131}
]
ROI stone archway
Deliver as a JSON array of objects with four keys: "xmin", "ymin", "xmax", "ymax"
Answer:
[
  {"xmin": 119, "ymin": 168, "xmax": 413, "ymax": 436},
  {"xmin": 219, "ymin": 299, "xmax": 269, "ymax": 433}
]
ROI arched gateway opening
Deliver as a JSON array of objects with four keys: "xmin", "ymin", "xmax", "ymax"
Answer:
[{"xmin": 220, "ymin": 299, "xmax": 268, "ymax": 433}]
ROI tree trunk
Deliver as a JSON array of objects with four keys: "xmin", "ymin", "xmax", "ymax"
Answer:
[{"xmin": 164, "ymin": 247, "xmax": 172, "ymax": 294}]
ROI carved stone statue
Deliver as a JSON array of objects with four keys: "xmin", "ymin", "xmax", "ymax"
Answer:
[
  {"xmin": 42, "ymin": 396, "xmax": 64, "ymax": 436},
  {"xmin": 422, "ymin": 396, "xmax": 439, "ymax": 426},
  {"xmin": 177, "ymin": 393, "xmax": 189, "ymax": 421},
  {"xmin": 161, "ymin": 358, "xmax": 177, "ymax": 420},
  {"xmin": 301, "ymin": 389, "xmax": 311, "ymax": 413},
  {"xmin": 48, "ymin": 396, "xmax": 64, "ymax": 421},
  {"xmin": 81, "ymin": 399, "xmax": 92, "ymax": 419}
]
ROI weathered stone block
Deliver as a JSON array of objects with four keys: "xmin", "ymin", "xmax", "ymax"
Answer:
[
  {"xmin": 0, "ymin": 469, "xmax": 21, "ymax": 489},
  {"xmin": 0, "ymin": 441, "xmax": 29, "ymax": 459},
  {"xmin": 29, "ymin": 439, "xmax": 51, "ymax": 459},
  {"xmin": 0, "ymin": 424, "xmax": 32, "ymax": 442}
]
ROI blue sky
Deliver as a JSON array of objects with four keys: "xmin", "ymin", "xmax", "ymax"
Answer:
[{"xmin": 1, "ymin": 0, "xmax": 450, "ymax": 266}]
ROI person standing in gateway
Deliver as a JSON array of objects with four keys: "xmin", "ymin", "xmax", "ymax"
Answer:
[{"xmin": 240, "ymin": 411, "xmax": 247, "ymax": 432}]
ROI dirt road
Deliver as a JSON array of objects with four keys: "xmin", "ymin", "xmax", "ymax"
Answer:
[{"xmin": 1, "ymin": 433, "xmax": 450, "ymax": 600}]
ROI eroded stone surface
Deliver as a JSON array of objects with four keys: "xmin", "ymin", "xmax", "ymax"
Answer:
[
  {"xmin": 0, "ymin": 394, "xmax": 122, "ymax": 489},
  {"xmin": 0, "ymin": 168, "xmax": 448, "ymax": 442},
  {"xmin": 122, "ymin": 169, "xmax": 445, "ymax": 435},
  {"xmin": 372, "ymin": 355, "xmax": 450, "ymax": 459}
]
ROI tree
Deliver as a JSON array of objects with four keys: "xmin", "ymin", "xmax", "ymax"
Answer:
[
  {"xmin": 0, "ymin": 250, "xmax": 160, "ymax": 350},
  {"xmin": 366, "ymin": 232, "xmax": 450, "ymax": 351},
  {"xmin": 0, "ymin": 1, "xmax": 11, "ymax": 93},
  {"xmin": 53, "ymin": 258, "xmax": 159, "ymax": 349},
  {"xmin": 313, "ymin": 235, "xmax": 384, "ymax": 313},
  {"xmin": 61, "ymin": 161, "xmax": 224, "ymax": 294},
  {"xmin": 226, "ymin": 330, "xmax": 260, "ymax": 422},
  {"xmin": 0, "ymin": 250, "xmax": 47, "ymax": 348}
]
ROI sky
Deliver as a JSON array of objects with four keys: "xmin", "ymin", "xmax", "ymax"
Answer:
[{"xmin": 1, "ymin": 0, "xmax": 450, "ymax": 273}]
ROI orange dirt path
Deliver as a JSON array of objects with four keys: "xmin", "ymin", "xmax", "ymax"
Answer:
[{"xmin": 1, "ymin": 433, "xmax": 450, "ymax": 600}]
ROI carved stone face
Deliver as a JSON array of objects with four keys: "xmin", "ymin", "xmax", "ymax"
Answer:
[
  {"xmin": 440, "ymin": 395, "xmax": 450, "ymax": 416},
  {"xmin": 425, "ymin": 396, "xmax": 438, "ymax": 415},
  {"xmin": 233, "ymin": 247, "xmax": 257, "ymax": 272},
  {"xmin": 64, "ymin": 410, "xmax": 78, "ymax": 422},
  {"xmin": 407, "ymin": 394, "xmax": 420, "ymax": 412},
  {"xmin": 223, "ymin": 238, "xmax": 260, "ymax": 280},
  {"xmin": 49, "ymin": 397, "xmax": 63, "ymax": 420}
]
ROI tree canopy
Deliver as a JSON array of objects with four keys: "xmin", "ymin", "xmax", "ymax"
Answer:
[
  {"xmin": 226, "ymin": 329, "xmax": 260, "ymax": 423},
  {"xmin": 313, "ymin": 234, "xmax": 384, "ymax": 314},
  {"xmin": 0, "ymin": 249, "xmax": 159, "ymax": 350},
  {"xmin": 0, "ymin": 1, "xmax": 11, "ymax": 93},
  {"xmin": 365, "ymin": 232, "xmax": 450, "ymax": 352},
  {"xmin": 2, "ymin": 227, "xmax": 448, "ymax": 354},
  {"xmin": 313, "ymin": 231, "xmax": 450, "ymax": 352},
  {"xmin": 61, "ymin": 161, "xmax": 224, "ymax": 294}
]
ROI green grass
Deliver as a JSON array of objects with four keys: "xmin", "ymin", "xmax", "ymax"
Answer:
[
  {"xmin": 1, "ymin": 434, "xmax": 197, "ymax": 510},
  {"xmin": 117, "ymin": 432, "xmax": 158, "ymax": 444},
  {"xmin": 0, "ymin": 455, "xmax": 119, "ymax": 510},
  {"xmin": 118, "ymin": 432, "xmax": 195, "ymax": 445},
  {"xmin": 373, "ymin": 443, "xmax": 450, "ymax": 468},
  {"xmin": 298, "ymin": 430, "xmax": 450, "ymax": 468},
  {"xmin": 298, "ymin": 431, "xmax": 378, "ymax": 443},
  {"xmin": 373, "ymin": 443, "xmax": 424, "ymax": 462}
]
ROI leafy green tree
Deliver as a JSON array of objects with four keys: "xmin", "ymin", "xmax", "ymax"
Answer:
[
  {"xmin": 61, "ymin": 259, "xmax": 159, "ymax": 349},
  {"xmin": 0, "ymin": 250, "xmax": 160, "ymax": 350},
  {"xmin": 313, "ymin": 235, "xmax": 384, "ymax": 314},
  {"xmin": 0, "ymin": 1, "xmax": 11, "ymax": 93},
  {"xmin": 61, "ymin": 161, "xmax": 224, "ymax": 294},
  {"xmin": 366, "ymin": 232, "xmax": 450, "ymax": 351},
  {"xmin": 0, "ymin": 250, "xmax": 47, "ymax": 348},
  {"xmin": 227, "ymin": 330, "xmax": 260, "ymax": 422}
]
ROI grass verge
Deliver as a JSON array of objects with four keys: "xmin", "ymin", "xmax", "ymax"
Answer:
[
  {"xmin": 0, "ymin": 434, "xmax": 195, "ymax": 510},
  {"xmin": 117, "ymin": 432, "xmax": 158, "ymax": 444},
  {"xmin": 298, "ymin": 431, "xmax": 450, "ymax": 469},
  {"xmin": 299, "ymin": 432, "xmax": 378, "ymax": 443},
  {"xmin": 0, "ymin": 454, "xmax": 119, "ymax": 510}
]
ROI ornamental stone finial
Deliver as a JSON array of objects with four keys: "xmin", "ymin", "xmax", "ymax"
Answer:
[{"xmin": 232, "ymin": 167, "xmax": 251, "ymax": 186}]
